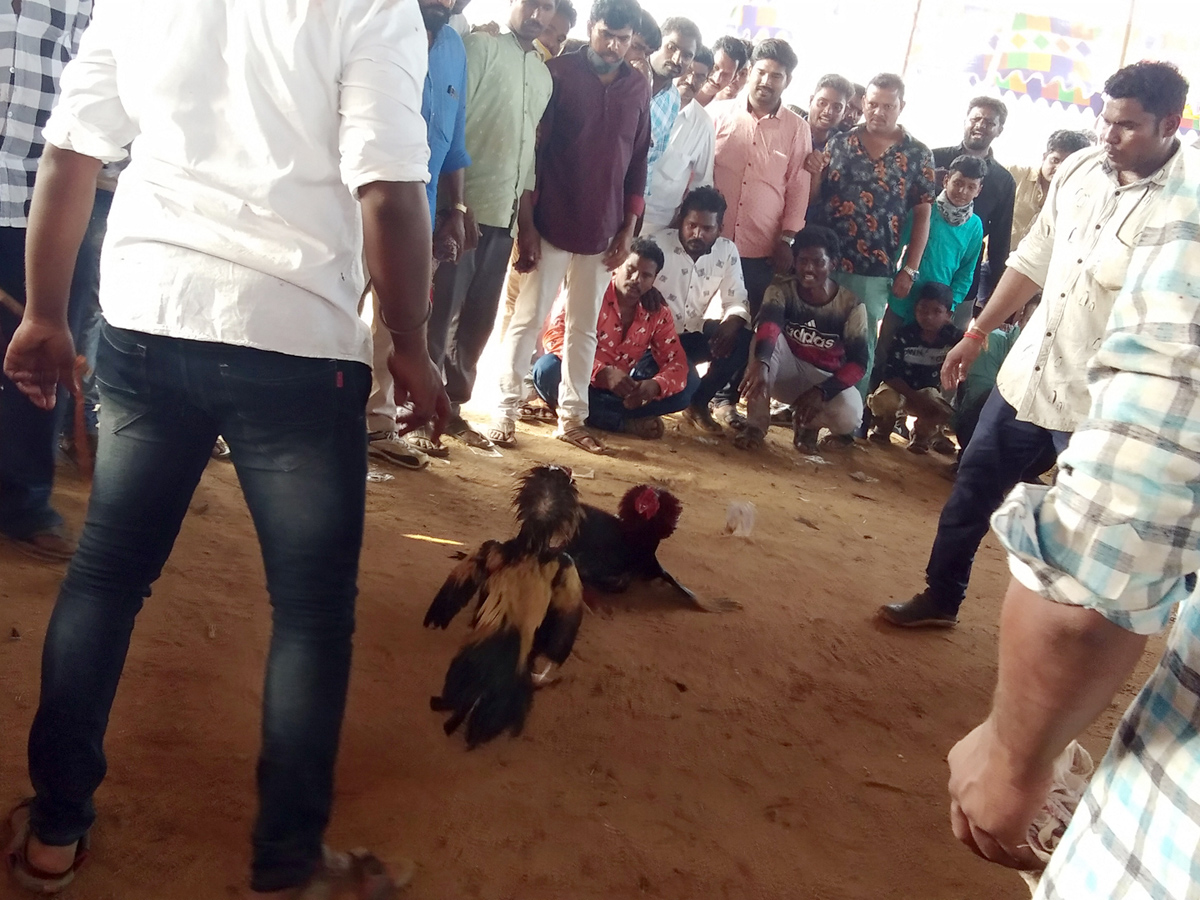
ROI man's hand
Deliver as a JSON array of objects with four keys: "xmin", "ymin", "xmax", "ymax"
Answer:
[
  {"xmin": 941, "ymin": 336, "xmax": 985, "ymax": 392},
  {"xmin": 803, "ymin": 150, "xmax": 830, "ymax": 176},
  {"xmin": 515, "ymin": 221, "xmax": 541, "ymax": 273},
  {"xmin": 2, "ymin": 316, "xmax": 76, "ymax": 410},
  {"xmin": 463, "ymin": 207, "xmax": 481, "ymax": 253},
  {"xmin": 948, "ymin": 719, "xmax": 1052, "ymax": 871},
  {"xmin": 792, "ymin": 386, "xmax": 825, "ymax": 426},
  {"xmin": 739, "ymin": 359, "xmax": 769, "ymax": 400},
  {"xmin": 390, "ymin": 350, "xmax": 451, "ymax": 439},
  {"xmin": 433, "ymin": 209, "xmax": 466, "ymax": 264},
  {"xmin": 596, "ymin": 365, "xmax": 636, "ymax": 397},
  {"xmin": 709, "ymin": 318, "xmax": 744, "ymax": 359},
  {"xmin": 891, "ymin": 269, "xmax": 914, "ymax": 299},
  {"xmin": 602, "ymin": 226, "xmax": 634, "ymax": 271},
  {"xmin": 770, "ymin": 237, "xmax": 794, "ymax": 275},
  {"xmin": 622, "ymin": 378, "xmax": 661, "ymax": 409}
]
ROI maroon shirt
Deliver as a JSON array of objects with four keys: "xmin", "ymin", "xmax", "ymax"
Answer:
[{"xmin": 534, "ymin": 50, "xmax": 651, "ymax": 256}]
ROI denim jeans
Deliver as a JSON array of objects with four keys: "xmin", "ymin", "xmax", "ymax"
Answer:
[
  {"xmin": 678, "ymin": 321, "xmax": 751, "ymax": 410},
  {"xmin": 531, "ymin": 352, "xmax": 698, "ymax": 433},
  {"xmin": 0, "ymin": 225, "xmax": 63, "ymax": 539},
  {"xmin": 27, "ymin": 325, "xmax": 371, "ymax": 893},
  {"xmin": 923, "ymin": 388, "xmax": 1069, "ymax": 614}
]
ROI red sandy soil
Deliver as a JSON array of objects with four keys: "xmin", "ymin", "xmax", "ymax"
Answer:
[{"xmin": 1, "ymin": 420, "xmax": 1160, "ymax": 900}]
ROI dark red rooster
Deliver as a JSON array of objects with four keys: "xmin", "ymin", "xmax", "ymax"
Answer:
[
  {"xmin": 565, "ymin": 484, "xmax": 738, "ymax": 612},
  {"xmin": 424, "ymin": 465, "xmax": 585, "ymax": 747}
]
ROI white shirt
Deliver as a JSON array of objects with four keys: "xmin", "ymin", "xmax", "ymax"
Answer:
[
  {"xmin": 998, "ymin": 144, "xmax": 1195, "ymax": 432},
  {"xmin": 649, "ymin": 227, "xmax": 749, "ymax": 335},
  {"xmin": 643, "ymin": 100, "xmax": 715, "ymax": 231},
  {"xmin": 43, "ymin": 0, "xmax": 431, "ymax": 366}
]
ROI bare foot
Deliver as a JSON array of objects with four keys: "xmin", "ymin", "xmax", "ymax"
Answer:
[{"xmin": 26, "ymin": 834, "xmax": 78, "ymax": 876}]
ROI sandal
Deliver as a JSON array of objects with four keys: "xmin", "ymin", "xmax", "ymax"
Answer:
[
  {"xmin": 711, "ymin": 403, "xmax": 747, "ymax": 431},
  {"xmin": 680, "ymin": 404, "xmax": 724, "ymax": 435},
  {"xmin": 485, "ymin": 418, "xmax": 517, "ymax": 449},
  {"xmin": 732, "ymin": 425, "xmax": 765, "ymax": 450},
  {"xmin": 517, "ymin": 400, "xmax": 557, "ymax": 425},
  {"xmin": 288, "ymin": 846, "xmax": 415, "ymax": 899},
  {"xmin": 5, "ymin": 526, "xmax": 76, "ymax": 563},
  {"xmin": 623, "ymin": 416, "xmax": 664, "ymax": 440},
  {"xmin": 556, "ymin": 425, "xmax": 606, "ymax": 454},
  {"xmin": 445, "ymin": 415, "xmax": 495, "ymax": 450},
  {"xmin": 5, "ymin": 799, "xmax": 90, "ymax": 894},
  {"xmin": 367, "ymin": 432, "xmax": 430, "ymax": 470},
  {"xmin": 406, "ymin": 425, "xmax": 450, "ymax": 459}
]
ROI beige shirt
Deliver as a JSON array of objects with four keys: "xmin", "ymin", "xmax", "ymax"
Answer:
[
  {"xmin": 1007, "ymin": 163, "xmax": 1046, "ymax": 249},
  {"xmin": 998, "ymin": 143, "xmax": 1196, "ymax": 432}
]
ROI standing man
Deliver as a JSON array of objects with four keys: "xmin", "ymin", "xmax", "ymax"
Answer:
[
  {"xmin": 2, "ymin": 0, "xmax": 446, "ymax": 895},
  {"xmin": 0, "ymin": 0, "xmax": 91, "ymax": 561},
  {"xmin": 649, "ymin": 186, "xmax": 750, "ymax": 433},
  {"xmin": 838, "ymin": 83, "xmax": 866, "ymax": 132},
  {"xmin": 707, "ymin": 38, "xmax": 812, "ymax": 428},
  {"xmin": 693, "ymin": 34, "xmax": 746, "ymax": 108},
  {"xmin": 946, "ymin": 104, "xmax": 1200, "ymax": 892},
  {"xmin": 644, "ymin": 17, "xmax": 700, "ymax": 179},
  {"xmin": 490, "ymin": 0, "xmax": 650, "ymax": 454},
  {"xmin": 643, "ymin": 46, "xmax": 716, "ymax": 231},
  {"xmin": 933, "ymin": 97, "xmax": 1016, "ymax": 328},
  {"xmin": 800, "ymin": 73, "xmax": 854, "ymax": 182},
  {"xmin": 535, "ymin": 0, "xmax": 576, "ymax": 60},
  {"xmin": 366, "ymin": 0, "xmax": 470, "ymax": 468},
  {"xmin": 1008, "ymin": 129, "xmax": 1093, "ymax": 250},
  {"xmin": 425, "ymin": 0, "xmax": 556, "ymax": 454},
  {"xmin": 813, "ymin": 72, "xmax": 937, "ymax": 405},
  {"xmin": 625, "ymin": 8, "xmax": 659, "ymax": 81},
  {"xmin": 880, "ymin": 61, "xmax": 1192, "ymax": 628}
]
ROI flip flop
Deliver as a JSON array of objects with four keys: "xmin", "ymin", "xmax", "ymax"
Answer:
[
  {"xmin": 5, "ymin": 799, "xmax": 90, "ymax": 895},
  {"xmin": 445, "ymin": 417, "xmax": 495, "ymax": 450},
  {"xmin": 556, "ymin": 425, "xmax": 606, "ymax": 455},
  {"xmin": 406, "ymin": 426, "xmax": 450, "ymax": 459},
  {"xmin": 5, "ymin": 526, "xmax": 76, "ymax": 563},
  {"xmin": 289, "ymin": 846, "xmax": 415, "ymax": 899},
  {"xmin": 486, "ymin": 419, "xmax": 517, "ymax": 449},
  {"xmin": 517, "ymin": 401, "xmax": 557, "ymax": 425}
]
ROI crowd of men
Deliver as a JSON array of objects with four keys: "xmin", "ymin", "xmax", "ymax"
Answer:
[{"xmin": 1, "ymin": 0, "xmax": 1199, "ymax": 897}]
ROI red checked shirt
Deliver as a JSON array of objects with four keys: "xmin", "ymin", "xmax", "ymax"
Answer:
[{"xmin": 543, "ymin": 283, "xmax": 688, "ymax": 398}]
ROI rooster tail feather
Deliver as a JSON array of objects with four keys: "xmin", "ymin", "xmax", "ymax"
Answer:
[
  {"xmin": 434, "ymin": 626, "xmax": 533, "ymax": 747},
  {"xmin": 424, "ymin": 541, "xmax": 499, "ymax": 629},
  {"xmin": 658, "ymin": 567, "xmax": 697, "ymax": 603},
  {"xmin": 533, "ymin": 556, "xmax": 585, "ymax": 665}
]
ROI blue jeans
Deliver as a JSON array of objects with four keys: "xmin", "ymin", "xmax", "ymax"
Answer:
[
  {"xmin": 531, "ymin": 352, "xmax": 698, "ymax": 432},
  {"xmin": 27, "ymin": 325, "xmax": 371, "ymax": 893},
  {"xmin": 923, "ymin": 388, "xmax": 1069, "ymax": 614},
  {"xmin": 0, "ymin": 225, "xmax": 63, "ymax": 538}
]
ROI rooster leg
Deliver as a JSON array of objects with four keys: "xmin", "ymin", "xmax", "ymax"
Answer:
[{"xmin": 659, "ymin": 569, "xmax": 741, "ymax": 613}]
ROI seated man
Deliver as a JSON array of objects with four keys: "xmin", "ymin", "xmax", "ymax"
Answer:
[
  {"xmin": 649, "ymin": 185, "xmax": 751, "ymax": 434},
  {"xmin": 735, "ymin": 226, "xmax": 867, "ymax": 453},
  {"xmin": 532, "ymin": 237, "xmax": 695, "ymax": 446},
  {"xmin": 867, "ymin": 282, "xmax": 961, "ymax": 454}
]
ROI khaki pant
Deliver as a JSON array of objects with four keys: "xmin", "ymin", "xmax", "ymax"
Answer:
[{"xmin": 867, "ymin": 384, "xmax": 953, "ymax": 445}]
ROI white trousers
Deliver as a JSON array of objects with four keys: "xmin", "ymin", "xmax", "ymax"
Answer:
[{"xmin": 496, "ymin": 238, "xmax": 609, "ymax": 428}]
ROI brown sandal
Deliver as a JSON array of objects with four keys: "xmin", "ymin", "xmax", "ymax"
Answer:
[
  {"xmin": 517, "ymin": 400, "xmax": 557, "ymax": 425},
  {"xmin": 556, "ymin": 425, "xmax": 606, "ymax": 454},
  {"xmin": 5, "ymin": 799, "xmax": 90, "ymax": 894}
]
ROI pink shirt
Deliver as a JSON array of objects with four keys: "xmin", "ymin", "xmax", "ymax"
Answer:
[{"xmin": 708, "ymin": 97, "xmax": 812, "ymax": 259}]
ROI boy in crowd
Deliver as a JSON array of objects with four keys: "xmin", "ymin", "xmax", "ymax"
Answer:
[
  {"xmin": 873, "ymin": 154, "xmax": 985, "ymax": 387},
  {"xmin": 532, "ymin": 238, "xmax": 693, "ymax": 443},
  {"xmin": 735, "ymin": 226, "xmax": 867, "ymax": 453},
  {"xmin": 868, "ymin": 283, "xmax": 961, "ymax": 454}
]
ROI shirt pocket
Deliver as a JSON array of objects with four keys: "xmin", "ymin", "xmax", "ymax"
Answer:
[{"xmin": 1087, "ymin": 235, "xmax": 1134, "ymax": 294}]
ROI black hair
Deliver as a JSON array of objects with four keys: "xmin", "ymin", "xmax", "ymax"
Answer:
[
  {"xmin": 792, "ymin": 225, "xmax": 840, "ymax": 260},
  {"xmin": 630, "ymin": 236, "xmax": 665, "ymax": 274},
  {"xmin": 915, "ymin": 282, "xmax": 954, "ymax": 312},
  {"xmin": 852, "ymin": 82, "xmax": 866, "ymax": 99},
  {"xmin": 711, "ymin": 34, "xmax": 748, "ymax": 70},
  {"xmin": 948, "ymin": 154, "xmax": 988, "ymax": 180},
  {"xmin": 868, "ymin": 72, "xmax": 905, "ymax": 102},
  {"xmin": 967, "ymin": 95, "xmax": 1008, "ymax": 125},
  {"xmin": 750, "ymin": 38, "xmax": 797, "ymax": 76},
  {"xmin": 634, "ymin": 9, "xmax": 661, "ymax": 52},
  {"xmin": 694, "ymin": 45, "xmax": 714, "ymax": 69},
  {"xmin": 1104, "ymin": 61, "xmax": 1189, "ymax": 121},
  {"xmin": 555, "ymin": 0, "xmax": 577, "ymax": 29},
  {"xmin": 813, "ymin": 73, "xmax": 853, "ymax": 101},
  {"xmin": 587, "ymin": 0, "xmax": 641, "ymax": 33},
  {"xmin": 660, "ymin": 16, "xmax": 701, "ymax": 47},
  {"xmin": 561, "ymin": 37, "xmax": 586, "ymax": 54},
  {"xmin": 1045, "ymin": 129, "xmax": 1094, "ymax": 157},
  {"xmin": 672, "ymin": 185, "xmax": 727, "ymax": 228}
]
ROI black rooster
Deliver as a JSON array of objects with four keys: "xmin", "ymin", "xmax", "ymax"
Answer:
[
  {"xmin": 424, "ymin": 466, "xmax": 585, "ymax": 747},
  {"xmin": 566, "ymin": 484, "xmax": 739, "ymax": 612}
]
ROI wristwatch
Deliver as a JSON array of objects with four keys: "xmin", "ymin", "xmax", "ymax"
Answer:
[
  {"xmin": 901, "ymin": 264, "xmax": 919, "ymax": 279},
  {"xmin": 451, "ymin": 202, "xmax": 469, "ymax": 215},
  {"xmin": 780, "ymin": 234, "xmax": 795, "ymax": 246}
]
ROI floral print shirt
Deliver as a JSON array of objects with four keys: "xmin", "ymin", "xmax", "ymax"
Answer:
[
  {"xmin": 814, "ymin": 126, "xmax": 938, "ymax": 278},
  {"xmin": 543, "ymin": 282, "xmax": 688, "ymax": 397}
]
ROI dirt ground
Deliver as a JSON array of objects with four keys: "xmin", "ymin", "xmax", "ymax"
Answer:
[{"xmin": 1, "ymin": 415, "xmax": 1161, "ymax": 900}]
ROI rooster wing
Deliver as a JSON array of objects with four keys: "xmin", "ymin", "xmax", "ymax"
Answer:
[
  {"xmin": 532, "ymin": 552, "xmax": 585, "ymax": 665},
  {"xmin": 424, "ymin": 540, "xmax": 503, "ymax": 629}
]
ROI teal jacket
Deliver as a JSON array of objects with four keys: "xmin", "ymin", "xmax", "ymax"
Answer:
[{"xmin": 889, "ymin": 209, "xmax": 984, "ymax": 323}]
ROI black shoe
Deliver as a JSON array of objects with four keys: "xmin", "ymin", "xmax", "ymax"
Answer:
[{"xmin": 878, "ymin": 591, "xmax": 958, "ymax": 628}]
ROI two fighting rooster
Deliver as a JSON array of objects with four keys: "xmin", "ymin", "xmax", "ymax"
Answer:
[{"xmin": 424, "ymin": 465, "xmax": 721, "ymax": 747}]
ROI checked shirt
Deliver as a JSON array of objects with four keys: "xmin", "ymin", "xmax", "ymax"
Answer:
[
  {"xmin": 991, "ymin": 142, "xmax": 1200, "ymax": 899},
  {"xmin": 0, "ymin": 0, "xmax": 91, "ymax": 226}
]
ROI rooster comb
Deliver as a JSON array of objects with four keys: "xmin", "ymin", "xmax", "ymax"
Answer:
[{"xmin": 618, "ymin": 484, "xmax": 682, "ymax": 538}]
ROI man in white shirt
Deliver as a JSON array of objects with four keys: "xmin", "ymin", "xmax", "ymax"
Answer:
[
  {"xmin": 643, "ymin": 46, "xmax": 716, "ymax": 231},
  {"xmin": 649, "ymin": 185, "xmax": 751, "ymax": 433},
  {"xmin": 879, "ymin": 61, "xmax": 1193, "ymax": 629},
  {"xmin": 1, "ymin": 1, "xmax": 447, "ymax": 895}
]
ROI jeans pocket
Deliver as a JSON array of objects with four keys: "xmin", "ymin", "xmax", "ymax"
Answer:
[{"xmin": 95, "ymin": 324, "xmax": 152, "ymax": 434}]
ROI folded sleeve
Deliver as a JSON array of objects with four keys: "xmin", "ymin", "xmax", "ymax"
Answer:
[
  {"xmin": 338, "ymin": 0, "xmax": 431, "ymax": 194},
  {"xmin": 42, "ymin": 2, "xmax": 137, "ymax": 163}
]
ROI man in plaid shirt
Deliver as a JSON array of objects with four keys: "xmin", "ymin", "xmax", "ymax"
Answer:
[
  {"xmin": 0, "ymin": 0, "xmax": 91, "ymax": 560},
  {"xmin": 947, "ymin": 88, "xmax": 1200, "ymax": 896}
]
